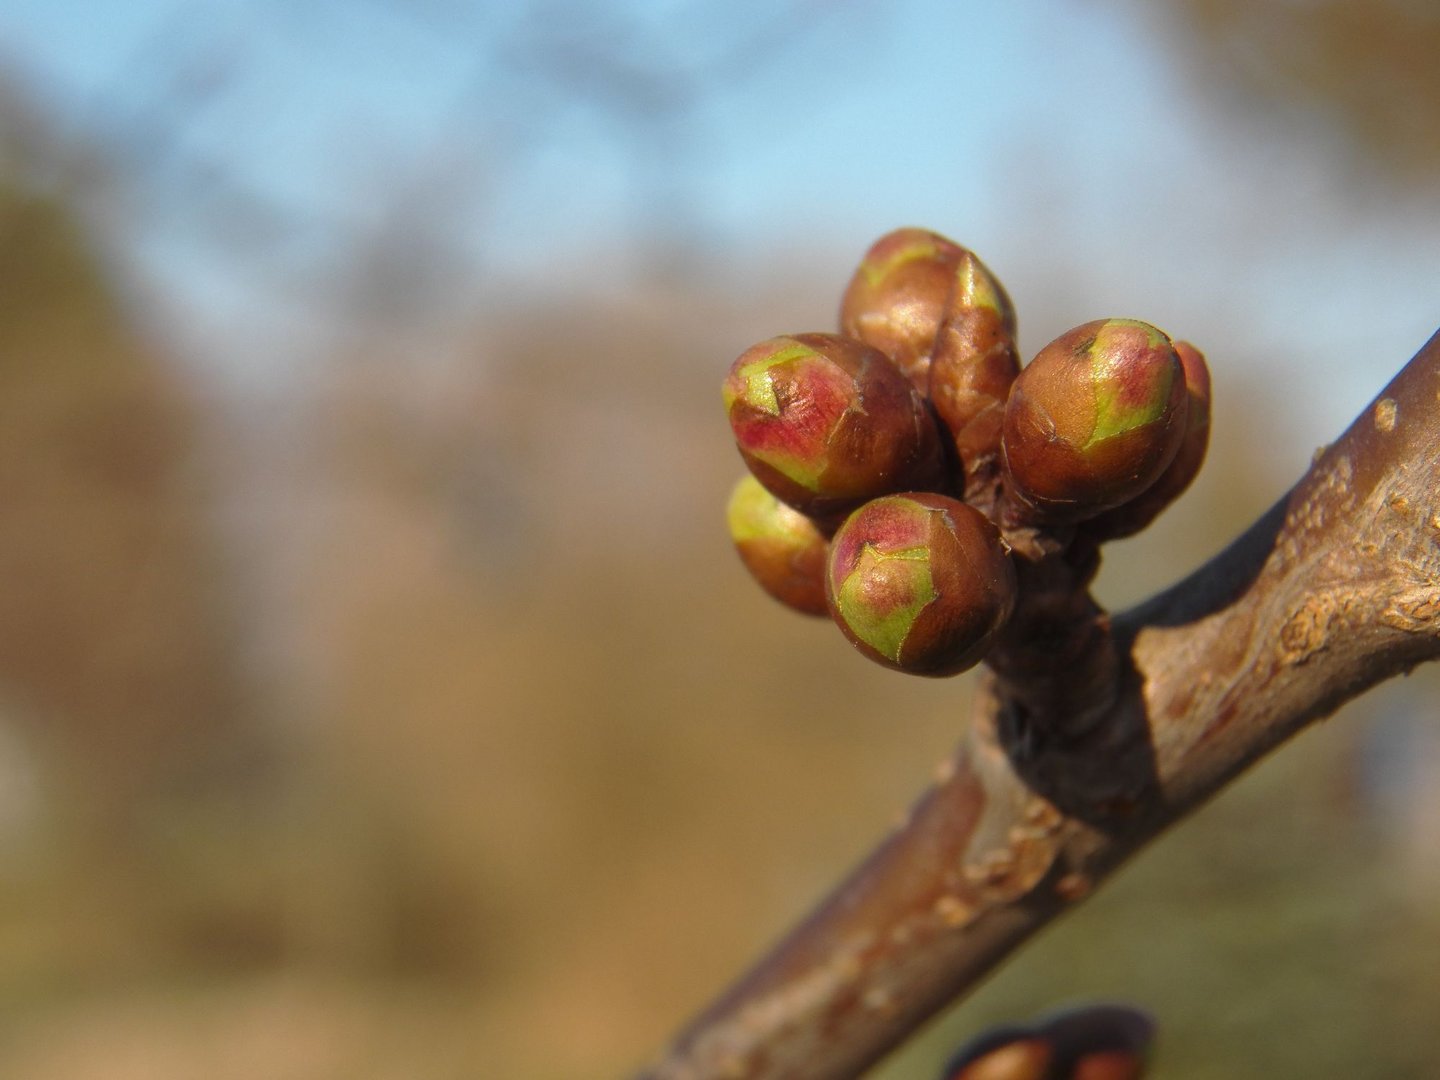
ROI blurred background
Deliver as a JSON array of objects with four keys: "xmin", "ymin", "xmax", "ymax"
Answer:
[{"xmin": 0, "ymin": 1, "xmax": 1438, "ymax": 1077}]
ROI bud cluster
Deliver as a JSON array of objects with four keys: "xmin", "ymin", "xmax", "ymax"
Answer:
[{"xmin": 723, "ymin": 227, "xmax": 1211, "ymax": 677}]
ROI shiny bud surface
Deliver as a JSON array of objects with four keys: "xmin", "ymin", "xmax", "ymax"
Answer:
[
  {"xmin": 1070, "ymin": 1049, "xmax": 1148, "ymax": 1080},
  {"xmin": 1002, "ymin": 319, "xmax": 1186, "ymax": 522},
  {"xmin": 724, "ymin": 332, "xmax": 945, "ymax": 517},
  {"xmin": 1085, "ymin": 339, "xmax": 1212, "ymax": 540},
  {"xmin": 928, "ymin": 248, "xmax": 1021, "ymax": 487},
  {"xmin": 1040, "ymin": 1003, "xmax": 1155, "ymax": 1080},
  {"xmin": 945, "ymin": 1036, "xmax": 1054, "ymax": 1080},
  {"xmin": 826, "ymin": 493, "xmax": 1015, "ymax": 676},
  {"xmin": 725, "ymin": 475, "xmax": 830, "ymax": 616},
  {"xmin": 839, "ymin": 227, "xmax": 968, "ymax": 387}
]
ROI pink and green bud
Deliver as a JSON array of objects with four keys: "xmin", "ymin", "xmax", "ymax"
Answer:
[
  {"xmin": 1001, "ymin": 319, "xmax": 1187, "ymax": 523},
  {"xmin": 927, "ymin": 248, "xmax": 1021, "ymax": 491},
  {"xmin": 1084, "ymin": 339, "xmax": 1212, "ymax": 540},
  {"xmin": 725, "ymin": 475, "xmax": 830, "ymax": 617},
  {"xmin": 724, "ymin": 332, "xmax": 947, "ymax": 518},
  {"xmin": 826, "ymin": 493, "xmax": 1015, "ymax": 677},
  {"xmin": 839, "ymin": 227, "xmax": 969, "ymax": 387}
]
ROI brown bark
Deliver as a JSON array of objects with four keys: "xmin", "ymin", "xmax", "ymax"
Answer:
[{"xmin": 640, "ymin": 328, "xmax": 1440, "ymax": 1080}]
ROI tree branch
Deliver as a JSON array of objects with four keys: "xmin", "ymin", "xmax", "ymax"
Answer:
[{"xmin": 640, "ymin": 328, "xmax": 1440, "ymax": 1080}]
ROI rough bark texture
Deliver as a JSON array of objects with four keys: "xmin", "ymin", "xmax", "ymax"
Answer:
[{"xmin": 640, "ymin": 329, "xmax": 1440, "ymax": 1080}]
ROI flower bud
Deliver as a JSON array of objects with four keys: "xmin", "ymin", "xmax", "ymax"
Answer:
[
  {"xmin": 724, "ymin": 332, "xmax": 947, "ymax": 518},
  {"xmin": 826, "ymin": 493, "xmax": 1015, "ymax": 677},
  {"xmin": 927, "ymin": 249, "xmax": 1020, "ymax": 490},
  {"xmin": 944, "ymin": 1036, "xmax": 1053, "ymax": 1080},
  {"xmin": 1001, "ymin": 319, "xmax": 1187, "ymax": 523},
  {"xmin": 1083, "ymin": 340, "xmax": 1212, "ymax": 540},
  {"xmin": 725, "ymin": 475, "xmax": 830, "ymax": 617},
  {"xmin": 839, "ymin": 227, "xmax": 968, "ymax": 387},
  {"xmin": 1070, "ymin": 1049, "xmax": 1148, "ymax": 1080},
  {"xmin": 1039, "ymin": 1004, "xmax": 1155, "ymax": 1080}
]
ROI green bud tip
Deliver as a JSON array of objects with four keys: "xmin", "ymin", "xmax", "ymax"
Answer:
[
  {"xmin": 927, "ymin": 249, "xmax": 1021, "ymax": 486},
  {"xmin": 725, "ymin": 475, "xmax": 829, "ymax": 617},
  {"xmin": 855, "ymin": 227, "xmax": 961, "ymax": 287},
  {"xmin": 1083, "ymin": 338, "xmax": 1213, "ymax": 541},
  {"xmin": 839, "ymin": 227, "xmax": 968, "ymax": 387},
  {"xmin": 724, "ymin": 332, "xmax": 945, "ymax": 517},
  {"xmin": 1001, "ymin": 318, "xmax": 1187, "ymax": 522},
  {"xmin": 1083, "ymin": 320, "xmax": 1178, "ymax": 445},
  {"xmin": 724, "ymin": 336, "xmax": 854, "ymax": 490},
  {"xmin": 951, "ymin": 249, "xmax": 1017, "ymax": 335},
  {"xmin": 826, "ymin": 493, "xmax": 1015, "ymax": 677}
]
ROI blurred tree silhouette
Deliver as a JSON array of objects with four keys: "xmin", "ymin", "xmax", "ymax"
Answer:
[
  {"xmin": 0, "ymin": 87, "xmax": 250, "ymax": 846},
  {"xmin": 1156, "ymin": 0, "xmax": 1440, "ymax": 183}
]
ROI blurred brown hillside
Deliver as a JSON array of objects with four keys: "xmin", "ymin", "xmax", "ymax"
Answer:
[
  {"xmin": 1, "ymin": 141, "xmax": 1021, "ymax": 1075},
  {"xmin": 2, "ymin": 81, "xmax": 1440, "ymax": 1080},
  {"xmin": 0, "ymin": 174, "xmax": 251, "ymax": 839}
]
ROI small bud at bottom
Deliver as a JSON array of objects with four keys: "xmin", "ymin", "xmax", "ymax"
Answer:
[
  {"xmin": 726, "ymin": 475, "xmax": 829, "ymax": 616},
  {"xmin": 1071, "ymin": 1049, "xmax": 1147, "ymax": 1080},
  {"xmin": 946, "ymin": 1037, "xmax": 1053, "ymax": 1080}
]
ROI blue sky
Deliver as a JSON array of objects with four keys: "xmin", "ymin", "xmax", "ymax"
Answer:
[{"xmin": 1, "ymin": 0, "xmax": 1437, "ymax": 450}]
